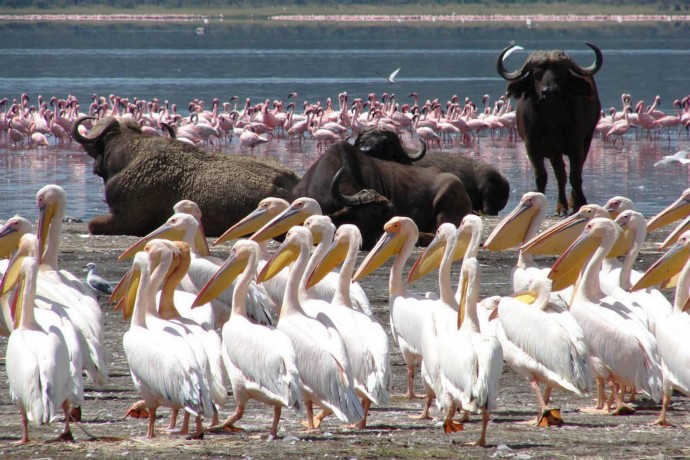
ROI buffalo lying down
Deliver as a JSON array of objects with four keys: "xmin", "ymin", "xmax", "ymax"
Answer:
[
  {"xmin": 73, "ymin": 116, "xmax": 299, "ymax": 236},
  {"xmin": 354, "ymin": 126, "xmax": 510, "ymax": 215}
]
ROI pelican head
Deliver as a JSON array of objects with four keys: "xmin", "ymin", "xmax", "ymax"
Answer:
[
  {"xmin": 353, "ymin": 216, "xmax": 417, "ymax": 282},
  {"xmin": 193, "ymin": 240, "xmax": 261, "ymax": 308},
  {"xmin": 214, "ymin": 197, "xmax": 289, "ymax": 245},
  {"xmin": 36, "ymin": 184, "xmax": 66, "ymax": 265},
  {"xmin": 0, "ymin": 215, "xmax": 33, "ymax": 259},
  {"xmin": 647, "ymin": 188, "xmax": 690, "ymax": 233},
  {"xmin": 0, "ymin": 233, "xmax": 39, "ymax": 298},
  {"xmin": 250, "ymin": 197, "xmax": 322, "ymax": 243},
  {"xmin": 603, "ymin": 196, "xmax": 635, "ymax": 218},
  {"xmin": 306, "ymin": 224, "xmax": 361, "ymax": 290},
  {"xmin": 521, "ymin": 204, "xmax": 610, "ymax": 256},
  {"xmin": 119, "ymin": 213, "xmax": 198, "ymax": 261},
  {"xmin": 257, "ymin": 226, "xmax": 312, "ymax": 283},
  {"xmin": 173, "ymin": 199, "xmax": 210, "ymax": 257},
  {"xmin": 483, "ymin": 192, "xmax": 547, "ymax": 251},
  {"xmin": 303, "ymin": 214, "xmax": 335, "ymax": 245},
  {"xmin": 407, "ymin": 223, "xmax": 456, "ymax": 284}
]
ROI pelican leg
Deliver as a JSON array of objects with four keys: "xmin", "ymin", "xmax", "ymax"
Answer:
[
  {"xmin": 219, "ymin": 405, "xmax": 245, "ymax": 432},
  {"xmin": 69, "ymin": 406, "xmax": 82, "ymax": 422},
  {"xmin": 529, "ymin": 378, "xmax": 562, "ymax": 427},
  {"xmin": 147, "ymin": 407, "xmax": 158, "ymax": 438},
  {"xmin": 406, "ymin": 364, "xmax": 417, "ymax": 399},
  {"xmin": 356, "ymin": 397, "xmax": 371, "ymax": 429},
  {"xmin": 652, "ymin": 391, "xmax": 674, "ymax": 427},
  {"xmin": 474, "ymin": 409, "xmax": 490, "ymax": 447},
  {"xmin": 596, "ymin": 377, "xmax": 607, "ymax": 410},
  {"xmin": 304, "ymin": 400, "xmax": 316, "ymax": 431},
  {"xmin": 186, "ymin": 416, "xmax": 204, "ymax": 440},
  {"xmin": 58, "ymin": 400, "xmax": 74, "ymax": 442},
  {"xmin": 177, "ymin": 411, "xmax": 191, "ymax": 435},
  {"xmin": 610, "ymin": 380, "xmax": 635, "ymax": 415},
  {"xmin": 270, "ymin": 405, "xmax": 282, "ymax": 439},
  {"xmin": 312, "ymin": 408, "xmax": 332, "ymax": 429},
  {"xmin": 626, "ymin": 385, "xmax": 637, "ymax": 403},
  {"xmin": 410, "ymin": 392, "xmax": 434, "ymax": 420},
  {"xmin": 543, "ymin": 387, "xmax": 553, "ymax": 406},
  {"xmin": 442, "ymin": 402, "xmax": 464, "ymax": 433},
  {"xmin": 17, "ymin": 408, "xmax": 30, "ymax": 445},
  {"xmin": 167, "ymin": 408, "xmax": 179, "ymax": 431},
  {"xmin": 123, "ymin": 400, "xmax": 150, "ymax": 419}
]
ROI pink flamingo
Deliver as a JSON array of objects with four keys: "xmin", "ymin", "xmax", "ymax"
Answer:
[
  {"xmin": 412, "ymin": 113, "xmax": 441, "ymax": 149},
  {"xmin": 309, "ymin": 117, "xmax": 339, "ymax": 149},
  {"xmin": 653, "ymin": 99, "xmax": 682, "ymax": 139},
  {"xmin": 239, "ymin": 125, "xmax": 270, "ymax": 151},
  {"xmin": 607, "ymin": 103, "xmax": 632, "ymax": 145}
]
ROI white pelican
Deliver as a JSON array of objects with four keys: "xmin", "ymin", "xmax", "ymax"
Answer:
[
  {"xmin": 603, "ymin": 195, "xmax": 635, "ymax": 218},
  {"xmin": 1, "ymin": 234, "xmax": 85, "ymax": 419},
  {"xmin": 437, "ymin": 258, "xmax": 503, "ymax": 447},
  {"xmin": 192, "ymin": 239, "xmax": 301, "ymax": 438},
  {"xmin": 173, "ymin": 199, "xmax": 211, "ymax": 257},
  {"xmin": 548, "ymin": 218, "xmax": 663, "ymax": 414},
  {"xmin": 406, "ymin": 222, "xmax": 462, "ymax": 419},
  {"xmin": 353, "ymin": 216, "xmax": 438, "ymax": 399},
  {"xmin": 122, "ymin": 251, "xmax": 214, "ymax": 438},
  {"xmin": 256, "ymin": 226, "xmax": 364, "ymax": 429},
  {"xmin": 306, "ymin": 224, "xmax": 390, "ymax": 428},
  {"xmin": 4, "ymin": 254, "xmax": 73, "ymax": 444},
  {"xmin": 119, "ymin": 212, "xmax": 274, "ymax": 326},
  {"xmin": 0, "ymin": 215, "xmax": 34, "ymax": 277},
  {"xmin": 493, "ymin": 276, "xmax": 591, "ymax": 426},
  {"xmin": 628, "ymin": 230, "xmax": 690, "ymax": 426},
  {"xmin": 35, "ymin": 184, "xmax": 108, "ymax": 387},
  {"xmin": 249, "ymin": 197, "xmax": 372, "ymax": 315}
]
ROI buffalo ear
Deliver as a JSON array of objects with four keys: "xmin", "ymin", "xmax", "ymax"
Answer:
[{"xmin": 506, "ymin": 77, "xmax": 531, "ymax": 98}]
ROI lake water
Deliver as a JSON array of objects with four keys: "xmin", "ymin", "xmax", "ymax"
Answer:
[{"xmin": 1, "ymin": 20, "xmax": 689, "ymax": 224}]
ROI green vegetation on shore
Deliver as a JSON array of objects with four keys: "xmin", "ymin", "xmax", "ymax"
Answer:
[{"xmin": 0, "ymin": 1, "xmax": 688, "ymax": 19}]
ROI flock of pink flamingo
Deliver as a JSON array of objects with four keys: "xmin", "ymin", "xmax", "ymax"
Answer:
[{"xmin": 1, "ymin": 91, "xmax": 689, "ymax": 153}]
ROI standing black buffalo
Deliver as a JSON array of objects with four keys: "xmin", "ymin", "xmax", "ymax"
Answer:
[{"xmin": 498, "ymin": 43, "xmax": 603, "ymax": 215}]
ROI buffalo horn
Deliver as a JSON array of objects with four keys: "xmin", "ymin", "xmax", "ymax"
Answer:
[
  {"xmin": 71, "ymin": 115, "xmax": 118, "ymax": 144},
  {"xmin": 570, "ymin": 42, "xmax": 603, "ymax": 76},
  {"xmin": 331, "ymin": 166, "xmax": 363, "ymax": 207},
  {"xmin": 496, "ymin": 45, "xmax": 528, "ymax": 81},
  {"xmin": 407, "ymin": 139, "xmax": 427, "ymax": 161}
]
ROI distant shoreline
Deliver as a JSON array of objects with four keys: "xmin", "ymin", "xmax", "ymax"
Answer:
[{"xmin": 1, "ymin": 12, "xmax": 689, "ymax": 24}]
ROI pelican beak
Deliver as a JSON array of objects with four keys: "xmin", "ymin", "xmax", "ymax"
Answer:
[
  {"xmin": 122, "ymin": 262, "xmax": 144, "ymax": 321},
  {"xmin": 511, "ymin": 286, "xmax": 537, "ymax": 305},
  {"xmin": 36, "ymin": 200, "xmax": 57, "ymax": 265},
  {"xmin": 630, "ymin": 240, "xmax": 690, "ymax": 292},
  {"xmin": 194, "ymin": 223, "xmax": 211, "ymax": 257},
  {"xmin": 548, "ymin": 231, "xmax": 603, "ymax": 290},
  {"xmin": 0, "ymin": 247, "xmax": 26, "ymax": 298},
  {"xmin": 407, "ymin": 233, "xmax": 446, "ymax": 283},
  {"xmin": 457, "ymin": 272, "xmax": 469, "ymax": 328},
  {"xmin": 451, "ymin": 227, "xmax": 473, "ymax": 263},
  {"xmin": 521, "ymin": 213, "xmax": 591, "ymax": 255},
  {"xmin": 608, "ymin": 225, "xmax": 634, "ymax": 258},
  {"xmin": 647, "ymin": 195, "xmax": 690, "ymax": 233},
  {"xmin": 250, "ymin": 204, "xmax": 309, "ymax": 243},
  {"xmin": 9, "ymin": 273, "xmax": 25, "ymax": 330},
  {"xmin": 109, "ymin": 267, "xmax": 132, "ymax": 306},
  {"xmin": 306, "ymin": 238, "xmax": 348, "ymax": 290},
  {"xmin": 353, "ymin": 223, "xmax": 406, "ymax": 282},
  {"xmin": 118, "ymin": 222, "xmax": 184, "ymax": 261},
  {"xmin": 193, "ymin": 251, "xmax": 247, "ymax": 307},
  {"xmin": 215, "ymin": 205, "xmax": 272, "ymax": 245},
  {"xmin": 256, "ymin": 238, "xmax": 300, "ymax": 283},
  {"xmin": 659, "ymin": 216, "xmax": 690, "ymax": 250},
  {"xmin": 0, "ymin": 222, "xmax": 22, "ymax": 259},
  {"xmin": 483, "ymin": 201, "xmax": 536, "ymax": 251},
  {"xmin": 487, "ymin": 307, "xmax": 499, "ymax": 321}
]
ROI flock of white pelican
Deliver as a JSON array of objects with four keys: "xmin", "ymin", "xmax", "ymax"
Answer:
[{"xmin": 2, "ymin": 184, "xmax": 690, "ymax": 447}]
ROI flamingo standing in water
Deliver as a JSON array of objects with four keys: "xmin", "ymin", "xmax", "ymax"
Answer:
[{"xmin": 239, "ymin": 125, "xmax": 270, "ymax": 151}]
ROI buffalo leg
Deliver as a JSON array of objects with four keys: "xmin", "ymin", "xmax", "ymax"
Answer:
[
  {"xmin": 568, "ymin": 154, "xmax": 587, "ymax": 212},
  {"xmin": 547, "ymin": 154, "xmax": 569, "ymax": 215}
]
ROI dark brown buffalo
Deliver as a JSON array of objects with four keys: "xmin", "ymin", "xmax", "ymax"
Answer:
[
  {"xmin": 72, "ymin": 116, "xmax": 299, "ymax": 236},
  {"xmin": 498, "ymin": 43, "xmax": 603, "ymax": 215},
  {"xmin": 292, "ymin": 140, "xmax": 472, "ymax": 246},
  {"xmin": 354, "ymin": 126, "xmax": 510, "ymax": 215}
]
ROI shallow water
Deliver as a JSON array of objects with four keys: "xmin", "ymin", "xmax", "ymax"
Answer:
[{"xmin": 1, "ymin": 20, "xmax": 689, "ymax": 223}]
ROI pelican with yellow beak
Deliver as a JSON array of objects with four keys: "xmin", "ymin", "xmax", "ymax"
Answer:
[
  {"xmin": 353, "ymin": 216, "xmax": 438, "ymax": 399},
  {"xmin": 173, "ymin": 199, "xmax": 211, "ymax": 257},
  {"xmin": 245, "ymin": 225, "xmax": 363, "ymax": 429},
  {"xmin": 603, "ymin": 196, "xmax": 635, "ymax": 218},
  {"xmin": 628, "ymin": 229, "xmax": 690, "ymax": 426},
  {"xmin": 192, "ymin": 239, "xmax": 301, "ymax": 438},
  {"xmin": 305, "ymin": 224, "xmax": 390, "ymax": 428},
  {"xmin": 3, "ymin": 243, "xmax": 74, "ymax": 444},
  {"xmin": 437, "ymin": 257, "xmax": 503, "ymax": 446},
  {"xmin": 122, "ymin": 251, "xmax": 214, "ymax": 438},
  {"xmin": 548, "ymin": 218, "xmax": 662, "ymax": 414}
]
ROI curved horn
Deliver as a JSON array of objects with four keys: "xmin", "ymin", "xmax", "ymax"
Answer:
[
  {"xmin": 497, "ymin": 45, "xmax": 527, "ymax": 81},
  {"xmin": 71, "ymin": 116, "xmax": 118, "ymax": 145},
  {"xmin": 407, "ymin": 139, "xmax": 427, "ymax": 161},
  {"xmin": 570, "ymin": 42, "xmax": 603, "ymax": 76},
  {"xmin": 159, "ymin": 122, "xmax": 176, "ymax": 139},
  {"xmin": 331, "ymin": 166, "xmax": 362, "ymax": 207}
]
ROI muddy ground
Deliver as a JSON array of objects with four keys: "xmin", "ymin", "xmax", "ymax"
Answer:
[{"xmin": 1, "ymin": 217, "xmax": 689, "ymax": 459}]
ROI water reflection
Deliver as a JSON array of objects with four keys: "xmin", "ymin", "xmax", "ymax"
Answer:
[{"xmin": 1, "ymin": 133, "xmax": 687, "ymax": 224}]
